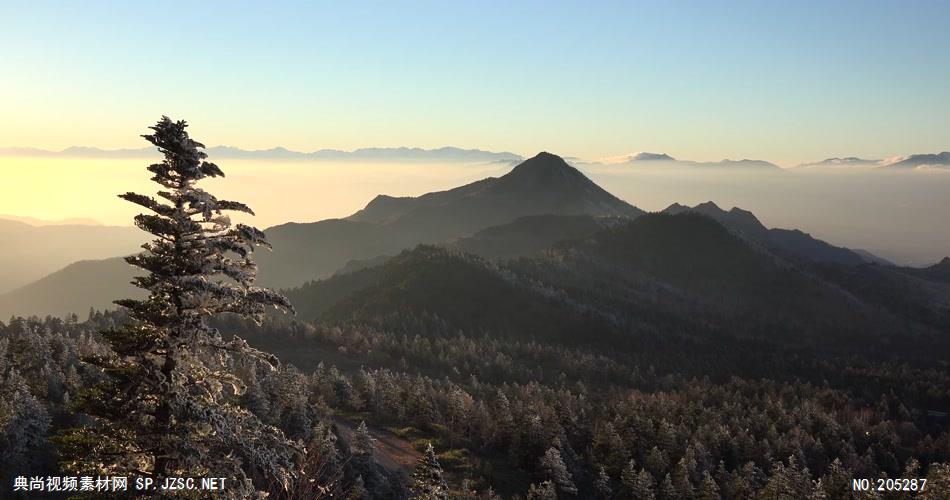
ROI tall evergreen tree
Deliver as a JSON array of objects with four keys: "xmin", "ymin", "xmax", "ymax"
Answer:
[
  {"xmin": 658, "ymin": 473, "xmax": 676, "ymax": 500},
  {"xmin": 351, "ymin": 420, "xmax": 377, "ymax": 468},
  {"xmin": 540, "ymin": 445, "xmax": 578, "ymax": 496},
  {"xmin": 696, "ymin": 471, "xmax": 721, "ymax": 500},
  {"xmin": 56, "ymin": 117, "xmax": 298, "ymax": 497},
  {"xmin": 672, "ymin": 458, "xmax": 695, "ymax": 499},
  {"xmin": 346, "ymin": 475, "xmax": 368, "ymax": 500},
  {"xmin": 410, "ymin": 442, "xmax": 449, "ymax": 499},
  {"xmin": 626, "ymin": 468, "xmax": 657, "ymax": 500},
  {"xmin": 593, "ymin": 465, "xmax": 613, "ymax": 499},
  {"xmin": 349, "ymin": 419, "xmax": 385, "ymax": 495},
  {"xmin": 620, "ymin": 458, "xmax": 639, "ymax": 496},
  {"xmin": 818, "ymin": 458, "xmax": 850, "ymax": 498}
]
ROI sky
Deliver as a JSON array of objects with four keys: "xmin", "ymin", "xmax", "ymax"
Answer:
[{"xmin": 1, "ymin": 1, "xmax": 949, "ymax": 164}]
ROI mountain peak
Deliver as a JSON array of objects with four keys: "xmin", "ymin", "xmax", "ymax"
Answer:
[
  {"xmin": 663, "ymin": 203, "xmax": 690, "ymax": 214},
  {"xmin": 694, "ymin": 201, "xmax": 723, "ymax": 212},
  {"xmin": 628, "ymin": 152, "xmax": 676, "ymax": 162},
  {"xmin": 518, "ymin": 151, "xmax": 570, "ymax": 167},
  {"xmin": 506, "ymin": 152, "xmax": 580, "ymax": 179},
  {"xmin": 882, "ymin": 151, "xmax": 950, "ymax": 169}
]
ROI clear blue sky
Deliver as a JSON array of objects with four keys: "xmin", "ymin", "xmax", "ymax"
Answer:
[{"xmin": 1, "ymin": 0, "xmax": 948, "ymax": 163}]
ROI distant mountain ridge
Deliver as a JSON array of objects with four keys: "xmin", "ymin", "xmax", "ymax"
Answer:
[
  {"xmin": 0, "ymin": 145, "xmax": 522, "ymax": 163},
  {"xmin": 797, "ymin": 157, "xmax": 881, "ymax": 168},
  {"xmin": 3, "ymin": 152, "xmax": 933, "ymax": 320},
  {"xmin": 0, "ymin": 152, "xmax": 644, "ymax": 317},
  {"xmin": 0, "ymin": 257, "xmax": 142, "ymax": 319},
  {"xmin": 6, "ymin": 145, "xmax": 949, "ymax": 169},
  {"xmin": 662, "ymin": 201, "xmax": 876, "ymax": 266},
  {"xmin": 881, "ymin": 151, "xmax": 950, "ymax": 169},
  {"xmin": 619, "ymin": 153, "xmax": 782, "ymax": 170},
  {"xmin": 0, "ymin": 218, "xmax": 144, "ymax": 295},
  {"xmin": 898, "ymin": 257, "xmax": 950, "ymax": 283},
  {"xmin": 796, "ymin": 152, "xmax": 950, "ymax": 169},
  {"xmin": 0, "ymin": 214, "xmax": 103, "ymax": 226}
]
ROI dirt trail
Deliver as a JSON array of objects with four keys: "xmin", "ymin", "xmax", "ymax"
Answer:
[{"xmin": 333, "ymin": 417, "xmax": 422, "ymax": 472}]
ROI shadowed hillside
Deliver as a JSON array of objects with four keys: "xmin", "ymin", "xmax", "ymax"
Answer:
[
  {"xmin": 0, "ymin": 256, "xmax": 142, "ymax": 319},
  {"xmin": 0, "ymin": 218, "xmax": 143, "ymax": 294}
]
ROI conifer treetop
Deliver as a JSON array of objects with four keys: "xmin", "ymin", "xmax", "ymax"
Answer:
[{"xmin": 59, "ymin": 116, "xmax": 300, "ymax": 498}]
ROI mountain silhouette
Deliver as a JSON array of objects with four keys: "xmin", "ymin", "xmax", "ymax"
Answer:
[
  {"xmin": 0, "ymin": 218, "xmax": 143, "ymax": 295},
  {"xmin": 256, "ymin": 152, "xmax": 644, "ymax": 289},
  {"xmin": 623, "ymin": 154, "xmax": 781, "ymax": 170},
  {"xmin": 898, "ymin": 256, "xmax": 950, "ymax": 283},
  {"xmin": 4, "ymin": 153, "xmax": 924, "ymax": 320},
  {"xmin": 286, "ymin": 213, "xmax": 937, "ymax": 347},
  {"xmin": 797, "ymin": 157, "xmax": 880, "ymax": 168},
  {"xmin": 882, "ymin": 152, "xmax": 950, "ymax": 169},
  {"xmin": 0, "ymin": 256, "xmax": 143, "ymax": 318},
  {"xmin": 663, "ymin": 202, "xmax": 871, "ymax": 266},
  {"xmin": 626, "ymin": 152, "xmax": 677, "ymax": 162}
]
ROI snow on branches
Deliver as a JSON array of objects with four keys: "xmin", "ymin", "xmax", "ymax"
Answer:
[{"xmin": 60, "ymin": 116, "xmax": 300, "ymax": 497}]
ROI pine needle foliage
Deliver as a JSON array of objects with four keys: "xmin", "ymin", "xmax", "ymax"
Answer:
[{"xmin": 57, "ymin": 117, "xmax": 299, "ymax": 497}]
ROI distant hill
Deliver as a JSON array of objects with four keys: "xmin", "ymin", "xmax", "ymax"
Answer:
[
  {"xmin": 882, "ymin": 152, "xmax": 950, "ymax": 169},
  {"xmin": 622, "ymin": 153, "xmax": 782, "ymax": 170},
  {"xmin": 924, "ymin": 257, "xmax": 950, "ymax": 281},
  {"xmin": 625, "ymin": 152, "xmax": 677, "ymax": 162},
  {"xmin": 0, "ymin": 218, "xmax": 144, "ymax": 294},
  {"xmin": 0, "ymin": 214, "xmax": 103, "ymax": 226},
  {"xmin": 851, "ymin": 249, "xmax": 894, "ymax": 266},
  {"xmin": 796, "ymin": 157, "xmax": 880, "ymax": 169},
  {"xmin": 256, "ymin": 152, "xmax": 644, "ymax": 289},
  {"xmin": 897, "ymin": 257, "xmax": 950, "ymax": 283},
  {"xmin": 662, "ymin": 202, "xmax": 872, "ymax": 266},
  {"xmin": 0, "ymin": 256, "xmax": 142, "ymax": 319}
]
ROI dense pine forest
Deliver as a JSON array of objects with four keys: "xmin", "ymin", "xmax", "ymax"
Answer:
[{"xmin": 1, "ymin": 119, "xmax": 949, "ymax": 499}]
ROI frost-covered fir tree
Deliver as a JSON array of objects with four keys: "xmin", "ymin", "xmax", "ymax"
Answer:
[
  {"xmin": 410, "ymin": 442, "xmax": 449, "ymax": 499},
  {"xmin": 593, "ymin": 465, "xmax": 613, "ymax": 499},
  {"xmin": 347, "ymin": 475, "xmax": 369, "ymax": 500},
  {"xmin": 540, "ymin": 446, "xmax": 577, "ymax": 496},
  {"xmin": 696, "ymin": 471, "xmax": 721, "ymax": 500},
  {"xmin": 624, "ymin": 468, "xmax": 656, "ymax": 500},
  {"xmin": 0, "ymin": 370, "xmax": 52, "ymax": 477},
  {"xmin": 620, "ymin": 458, "xmax": 639, "ymax": 495},
  {"xmin": 659, "ymin": 474, "xmax": 676, "ymax": 500},
  {"xmin": 57, "ymin": 117, "xmax": 298, "ymax": 497},
  {"xmin": 351, "ymin": 420, "xmax": 380, "ymax": 483}
]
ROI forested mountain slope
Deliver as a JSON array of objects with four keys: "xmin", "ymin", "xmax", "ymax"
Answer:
[{"xmin": 287, "ymin": 213, "xmax": 941, "ymax": 352}]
